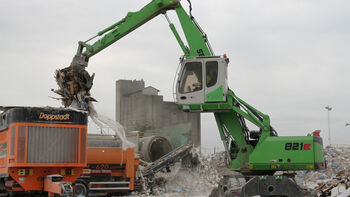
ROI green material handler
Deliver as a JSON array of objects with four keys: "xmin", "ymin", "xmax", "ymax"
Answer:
[{"xmin": 65, "ymin": 0, "xmax": 325, "ymax": 196}]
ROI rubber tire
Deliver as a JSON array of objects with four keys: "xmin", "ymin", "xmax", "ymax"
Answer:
[{"xmin": 73, "ymin": 181, "xmax": 89, "ymax": 197}]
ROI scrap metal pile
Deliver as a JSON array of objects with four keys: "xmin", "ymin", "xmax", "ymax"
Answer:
[{"xmin": 296, "ymin": 145, "xmax": 350, "ymax": 197}]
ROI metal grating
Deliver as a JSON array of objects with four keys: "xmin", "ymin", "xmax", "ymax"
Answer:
[
  {"xmin": 10, "ymin": 126, "xmax": 16, "ymax": 156},
  {"xmin": 27, "ymin": 126, "xmax": 79, "ymax": 163},
  {"xmin": 17, "ymin": 126, "xmax": 26, "ymax": 163},
  {"xmin": 80, "ymin": 128, "xmax": 87, "ymax": 164}
]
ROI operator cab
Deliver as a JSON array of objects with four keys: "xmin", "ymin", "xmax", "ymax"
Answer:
[{"xmin": 176, "ymin": 56, "xmax": 228, "ymax": 105}]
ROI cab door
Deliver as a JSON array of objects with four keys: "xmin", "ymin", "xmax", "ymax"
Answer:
[
  {"xmin": 176, "ymin": 60, "xmax": 205, "ymax": 104},
  {"xmin": 204, "ymin": 58, "xmax": 228, "ymax": 103}
]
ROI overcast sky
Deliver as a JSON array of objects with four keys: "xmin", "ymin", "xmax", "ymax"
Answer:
[{"xmin": 0, "ymin": 0, "xmax": 349, "ymax": 153}]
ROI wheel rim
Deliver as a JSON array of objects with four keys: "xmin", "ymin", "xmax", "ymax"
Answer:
[{"xmin": 74, "ymin": 183, "xmax": 87, "ymax": 196}]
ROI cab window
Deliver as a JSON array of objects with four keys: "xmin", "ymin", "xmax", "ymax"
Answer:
[
  {"xmin": 206, "ymin": 61, "xmax": 218, "ymax": 87},
  {"xmin": 179, "ymin": 62, "xmax": 203, "ymax": 93}
]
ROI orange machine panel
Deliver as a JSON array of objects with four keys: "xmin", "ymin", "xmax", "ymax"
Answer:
[
  {"xmin": 87, "ymin": 148, "xmax": 134, "ymax": 164},
  {"xmin": 0, "ymin": 107, "xmax": 88, "ymax": 193},
  {"xmin": 85, "ymin": 147, "xmax": 138, "ymax": 191}
]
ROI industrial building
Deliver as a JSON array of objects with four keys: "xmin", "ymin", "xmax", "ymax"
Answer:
[{"xmin": 115, "ymin": 79, "xmax": 201, "ymax": 147}]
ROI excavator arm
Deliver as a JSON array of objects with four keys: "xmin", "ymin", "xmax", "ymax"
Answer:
[
  {"xmin": 55, "ymin": 0, "xmax": 213, "ymax": 109},
  {"xmin": 73, "ymin": 0, "xmax": 212, "ymax": 68}
]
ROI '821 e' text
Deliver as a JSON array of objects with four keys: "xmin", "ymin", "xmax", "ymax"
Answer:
[{"xmin": 284, "ymin": 143, "xmax": 311, "ymax": 150}]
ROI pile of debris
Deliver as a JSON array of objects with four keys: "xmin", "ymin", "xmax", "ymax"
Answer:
[
  {"xmin": 135, "ymin": 150, "xmax": 225, "ymax": 196},
  {"xmin": 296, "ymin": 145, "xmax": 350, "ymax": 196},
  {"xmin": 138, "ymin": 145, "xmax": 350, "ymax": 196}
]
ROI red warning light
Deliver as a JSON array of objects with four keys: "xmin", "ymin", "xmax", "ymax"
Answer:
[{"xmin": 312, "ymin": 130, "xmax": 321, "ymax": 137}]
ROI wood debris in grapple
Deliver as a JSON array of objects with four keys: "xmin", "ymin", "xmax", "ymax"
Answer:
[{"xmin": 52, "ymin": 64, "xmax": 96, "ymax": 110}]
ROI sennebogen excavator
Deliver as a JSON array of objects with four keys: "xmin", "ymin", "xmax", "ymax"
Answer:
[{"xmin": 56, "ymin": 0, "xmax": 325, "ymax": 196}]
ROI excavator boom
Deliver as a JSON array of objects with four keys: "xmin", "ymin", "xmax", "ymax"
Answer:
[{"xmin": 75, "ymin": 0, "xmax": 212, "ymax": 63}]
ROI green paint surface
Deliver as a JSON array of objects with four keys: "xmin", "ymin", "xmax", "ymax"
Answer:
[{"xmin": 205, "ymin": 86, "xmax": 224, "ymax": 102}]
